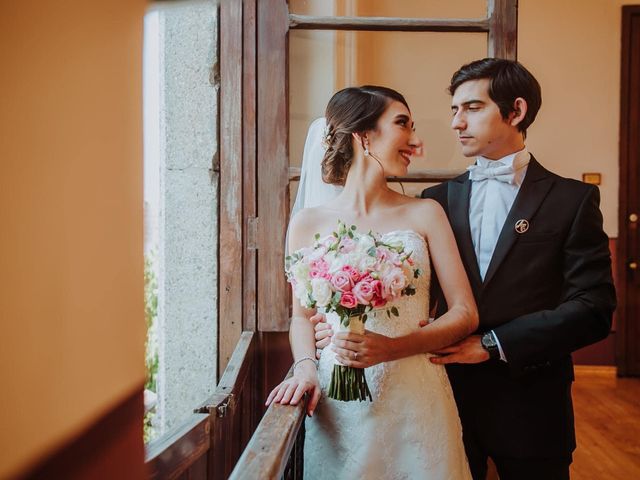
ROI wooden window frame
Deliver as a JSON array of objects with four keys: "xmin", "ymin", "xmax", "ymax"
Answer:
[
  {"xmin": 219, "ymin": 0, "xmax": 258, "ymax": 374},
  {"xmin": 248, "ymin": 0, "xmax": 518, "ymax": 334}
]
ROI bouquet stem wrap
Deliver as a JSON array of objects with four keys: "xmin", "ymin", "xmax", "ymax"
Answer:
[{"xmin": 327, "ymin": 315, "xmax": 372, "ymax": 402}]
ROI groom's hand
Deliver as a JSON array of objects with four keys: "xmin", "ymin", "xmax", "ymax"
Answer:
[
  {"xmin": 429, "ymin": 335, "xmax": 489, "ymax": 365},
  {"xmin": 311, "ymin": 312, "xmax": 332, "ymax": 359}
]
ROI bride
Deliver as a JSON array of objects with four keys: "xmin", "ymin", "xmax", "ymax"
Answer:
[{"xmin": 266, "ymin": 86, "xmax": 477, "ymax": 479}]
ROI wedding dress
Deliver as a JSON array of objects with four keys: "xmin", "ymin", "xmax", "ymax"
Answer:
[{"xmin": 304, "ymin": 230, "xmax": 471, "ymax": 480}]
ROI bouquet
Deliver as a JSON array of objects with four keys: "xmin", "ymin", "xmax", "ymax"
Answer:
[{"xmin": 285, "ymin": 221, "xmax": 422, "ymax": 401}]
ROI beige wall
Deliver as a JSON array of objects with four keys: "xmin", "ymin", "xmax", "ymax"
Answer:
[
  {"xmin": 288, "ymin": 0, "xmax": 625, "ymax": 235},
  {"xmin": 0, "ymin": 1, "xmax": 146, "ymax": 477},
  {"xmin": 520, "ymin": 0, "xmax": 626, "ymax": 237}
]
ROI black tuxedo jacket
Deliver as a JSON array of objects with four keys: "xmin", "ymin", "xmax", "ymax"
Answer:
[{"xmin": 422, "ymin": 156, "xmax": 616, "ymax": 458}]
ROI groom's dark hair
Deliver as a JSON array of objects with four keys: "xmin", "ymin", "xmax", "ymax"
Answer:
[{"xmin": 449, "ymin": 58, "xmax": 542, "ymax": 135}]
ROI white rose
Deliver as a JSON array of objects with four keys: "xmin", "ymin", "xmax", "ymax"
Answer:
[
  {"xmin": 291, "ymin": 261, "xmax": 310, "ymax": 283},
  {"xmin": 324, "ymin": 251, "xmax": 337, "ymax": 270},
  {"xmin": 311, "ymin": 278, "xmax": 332, "ymax": 307},
  {"xmin": 355, "ymin": 234, "xmax": 376, "ymax": 254},
  {"xmin": 328, "ymin": 252, "xmax": 355, "ymax": 273},
  {"xmin": 308, "ymin": 245, "xmax": 327, "ymax": 262},
  {"xmin": 294, "ymin": 281, "xmax": 312, "ymax": 307},
  {"xmin": 382, "ymin": 267, "xmax": 407, "ymax": 299},
  {"xmin": 358, "ymin": 254, "xmax": 377, "ymax": 271}
]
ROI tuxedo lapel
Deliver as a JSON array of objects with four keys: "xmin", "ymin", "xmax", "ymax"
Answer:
[
  {"xmin": 447, "ymin": 173, "xmax": 483, "ymax": 291},
  {"xmin": 482, "ymin": 157, "xmax": 555, "ymax": 288}
]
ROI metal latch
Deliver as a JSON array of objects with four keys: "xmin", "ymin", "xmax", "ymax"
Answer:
[{"xmin": 216, "ymin": 394, "xmax": 233, "ymax": 418}]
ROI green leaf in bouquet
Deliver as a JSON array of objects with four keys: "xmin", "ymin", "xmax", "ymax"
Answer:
[
  {"xmin": 391, "ymin": 306, "xmax": 399, "ymax": 317},
  {"xmin": 404, "ymin": 285, "xmax": 416, "ymax": 296},
  {"xmin": 362, "ymin": 313, "xmax": 368, "ymax": 322},
  {"xmin": 350, "ymin": 225, "xmax": 356, "ymax": 230},
  {"xmin": 367, "ymin": 246, "xmax": 376, "ymax": 257},
  {"xmin": 314, "ymin": 233, "xmax": 320, "ymax": 241},
  {"xmin": 414, "ymin": 268, "xmax": 422, "ymax": 279},
  {"xmin": 307, "ymin": 293, "xmax": 317, "ymax": 307},
  {"xmin": 386, "ymin": 310, "xmax": 391, "ymax": 318},
  {"xmin": 347, "ymin": 230, "xmax": 354, "ymax": 239}
]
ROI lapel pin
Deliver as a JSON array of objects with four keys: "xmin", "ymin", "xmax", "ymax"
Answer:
[{"xmin": 515, "ymin": 219, "xmax": 529, "ymax": 234}]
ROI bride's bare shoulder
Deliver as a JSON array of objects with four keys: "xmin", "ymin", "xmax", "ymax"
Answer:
[
  {"xmin": 401, "ymin": 196, "xmax": 445, "ymax": 218},
  {"xmin": 396, "ymin": 197, "xmax": 449, "ymax": 238},
  {"xmin": 288, "ymin": 207, "xmax": 333, "ymax": 250},
  {"xmin": 290, "ymin": 206, "xmax": 330, "ymax": 228}
]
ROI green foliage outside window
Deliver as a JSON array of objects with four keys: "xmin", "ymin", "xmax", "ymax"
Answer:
[{"xmin": 144, "ymin": 253, "xmax": 159, "ymax": 443}]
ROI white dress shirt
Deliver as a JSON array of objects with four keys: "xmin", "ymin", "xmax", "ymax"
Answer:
[{"xmin": 468, "ymin": 147, "xmax": 531, "ymax": 361}]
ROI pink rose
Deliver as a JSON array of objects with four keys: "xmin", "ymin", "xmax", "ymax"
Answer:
[
  {"xmin": 371, "ymin": 296, "xmax": 387, "ymax": 308},
  {"xmin": 370, "ymin": 279, "xmax": 386, "ymax": 307},
  {"xmin": 371, "ymin": 279, "xmax": 383, "ymax": 298},
  {"xmin": 382, "ymin": 268, "xmax": 407, "ymax": 299},
  {"xmin": 353, "ymin": 280, "xmax": 374, "ymax": 305},
  {"xmin": 309, "ymin": 269, "xmax": 323, "ymax": 279},
  {"xmin": 311, "ymin": 259, "xmax": 329, "ymax": 273},
  {"xmin": 341, "ymin": 265, "xmax": 361, "ymax": 283},
  {"xmin": 360, "ymin": 272, "xmax": 374, "ymax": 283},
  {"xmin": 340, "ymin": 291, "xmax": 358, "ymax": 309},
  {"xmin": 331, "ymin": 270, "xmax": 353, "ymax": 292},
  {"xmin": 376, "ymin": 247, "xmax": 390, "ymax": 263},
  {"xmin": 376, "ymin": 249, "xmax": 401, "ymax": 271},
  {"xmin": 309, "ymin": 259, "xmax": 329, "ymax": 279}
]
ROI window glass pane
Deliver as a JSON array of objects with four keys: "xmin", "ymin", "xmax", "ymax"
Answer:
[
  {"xmin": 143, "ymin": 0, "xmax": 218, "ymax": 442},
  {"xmin": 289, "ymin": 29, "xmax": 487, "ymax": 176},
  {"xmin": 289, "ymin": 0, "xmax": 486, "ymax": 19}
]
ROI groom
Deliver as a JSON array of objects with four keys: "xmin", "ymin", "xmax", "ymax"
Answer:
[
  {"xmin": 315, "ymin": 58, "xmax": 616, "ymax": 479},
  {"xmin": 422, "ymin": 58, "xmax": 616, "ymax": 479}
]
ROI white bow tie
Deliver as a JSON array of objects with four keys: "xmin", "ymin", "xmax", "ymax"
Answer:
[{"xmin": 467, "ymin": 163, "xmax": 516, "ymax": 184}]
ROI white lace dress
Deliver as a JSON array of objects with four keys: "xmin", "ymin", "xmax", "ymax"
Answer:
[{"xmin": 304, "ymin": 230, "xmax": 471, "ymax": 480}]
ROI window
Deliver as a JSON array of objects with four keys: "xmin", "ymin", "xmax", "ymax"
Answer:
[{"xmin": 143, "ymin": 0, "xmax": 219, "ymax": 441}]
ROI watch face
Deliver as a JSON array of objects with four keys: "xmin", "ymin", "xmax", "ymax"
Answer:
[{"xmin": 482, "ymin": 333, "xmax": 497, "ymax": 349}]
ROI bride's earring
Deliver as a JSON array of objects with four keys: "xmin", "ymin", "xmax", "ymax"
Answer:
[{"xmin": 364, "ymin": 142, "xmax": 370, "ymax": 157}]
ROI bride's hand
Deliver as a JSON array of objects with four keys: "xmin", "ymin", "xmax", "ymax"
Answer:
[
  {"xmin": 311, "ymin": 312, "xmax": 333, "ymax": 359},
  {"xmin": 265, "ymin": 363, "xmax": 321, "ymax": 417},
  {"xmin": 332, "ymin": 330, "xmax": 395, "ymax": 368}
]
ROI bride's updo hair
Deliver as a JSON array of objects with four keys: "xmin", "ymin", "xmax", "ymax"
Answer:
[{"xmin": 322, "ymin": 85, "xmax": 409, "ymax": 185}]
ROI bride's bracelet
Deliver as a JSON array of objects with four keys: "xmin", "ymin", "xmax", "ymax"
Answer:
[{"xmin": 293, "ymin": 356, "xmax": 318, "ymax": 373}]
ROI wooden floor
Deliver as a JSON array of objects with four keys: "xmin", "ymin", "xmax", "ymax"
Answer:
[{"xmin": 571, "ymin": 366, "xmax": 640, "ymax": 480}]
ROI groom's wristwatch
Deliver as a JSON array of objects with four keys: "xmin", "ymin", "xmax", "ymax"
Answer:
[{"xmin": 481, "ymin": 332, "xmax": 500, "ymax": 360}]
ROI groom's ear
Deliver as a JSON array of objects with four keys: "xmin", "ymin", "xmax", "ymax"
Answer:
[{"xmin": 509, "ymin": 97, "xmax": 528, "ymax": 128}]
